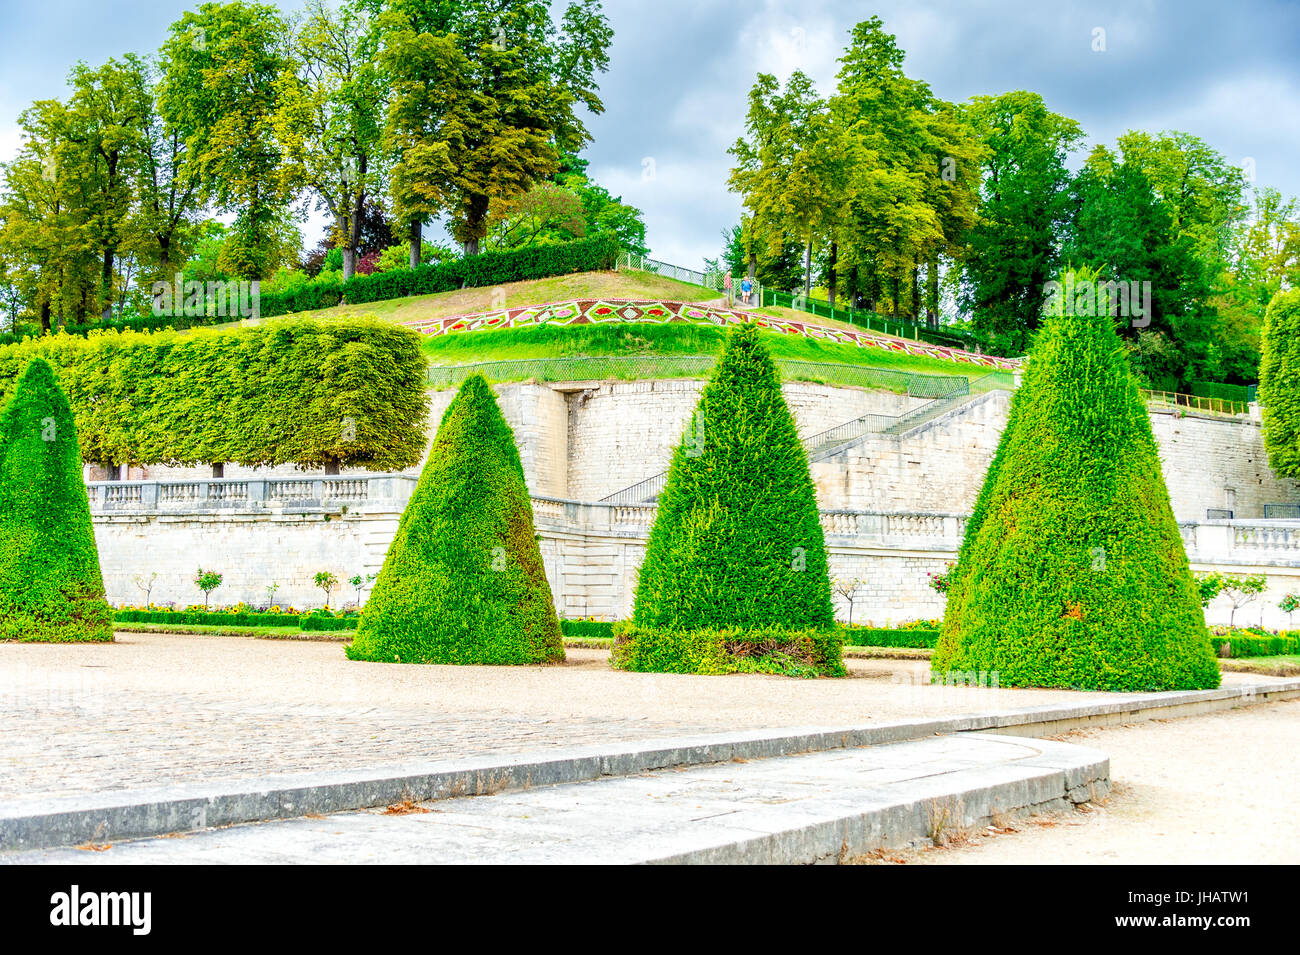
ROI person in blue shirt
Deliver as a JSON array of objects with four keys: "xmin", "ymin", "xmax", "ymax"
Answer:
[{"xmin": 739, "ymin": 275, "xmax": 753, "ymax": 306}]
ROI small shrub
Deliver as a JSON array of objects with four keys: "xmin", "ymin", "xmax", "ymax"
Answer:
[{"xmin": 611, "ymin": 623, "xmax": 844, "ymax": 677}]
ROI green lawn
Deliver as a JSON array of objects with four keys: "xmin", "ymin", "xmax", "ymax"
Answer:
[
  {"xmin": 424, "ymin": 322, "xmax": 1013, "ymax": 393},
  {"xmin": 1219, "ymin": 654, "xmax": 1300, "ymax": 676},
  {"xmin": 291, "ymin": 269, "xmax": 718, "ymax": 325}
]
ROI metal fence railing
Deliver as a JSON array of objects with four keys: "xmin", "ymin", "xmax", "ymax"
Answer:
[
  {"xmin": 427, "ymin": 354, "xmax": 972, "ymax": 397},
  {"xmin": 1263, "ymin": 504, "xmax": 1300, "ymax": 520},
  {"xmin": 615, "ymin": 250, "xmax": 1019, "ymax": 358},
  {"xmin": 614, "ymin": 252, "xmax": 728, "ymax": 291},
  {"xmin": 1142, "ymin": 389, "xmax": 1253, "ymax": 417},
  {"xmin": 759, "ymin": 288, "xmax": 979, "ymax": 351}
]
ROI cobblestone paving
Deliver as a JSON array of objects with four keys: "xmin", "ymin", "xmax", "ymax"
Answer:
[{"xmin": 0, "ymin": 632, "xmax": 1276, "ymax": 802}]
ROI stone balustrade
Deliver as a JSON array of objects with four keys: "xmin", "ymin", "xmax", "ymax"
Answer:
[
  {"xmin": 87, "ymin": 475, "xmax": 413, "ymax": 514},
  {"xmin": 84, "ymin": 476, "xmax": 1300, "ymax": 625}
]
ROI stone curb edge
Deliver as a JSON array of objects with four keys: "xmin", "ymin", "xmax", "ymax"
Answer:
[{"xmin": 648, "ymin": 734, "xmax": 1111, "ymax": 864}]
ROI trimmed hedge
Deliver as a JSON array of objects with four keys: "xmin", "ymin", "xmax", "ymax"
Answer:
[
  {"xmin": 112, "ymin": 609, "xmax": 359, "ymax": 630},
  {"xmin": 1209, "ymin": 631, "xmax": 1300, "ymax": 658},
  {"xmin": 346, "ymin": 374, "xmax": 564, "ymax": 665},
  {"xmin": 932, "ymin": 269, "xmax": 1220, "ymax": 692},
  {"xmin": 301, "ymin": 614, "xmax": 358, "ymax": 631},
  {"xmin": 0, "ymin": 358, "xmax": 113, "ymax": 642},
  {"xmin": 611, "ymin": 624, "xmax": 845, "ymax": 677},
  {"xmin": 560, "ymin": 619, "xmax": 614, "ymax": 638},
  {"xmin": 340, "ymin": 235, "xmax": 620, "ymax": 306},
  {"xmin": 0, "ymin": 318, "xmax": 429, "ymax": 470},
  {"xmin": 632, "ymin": 323, "xmax": 836, "ymax": 632},
  {"xmin": 1260, "ymin": 288, "xmax": 1300, "ymax": 478},
  {"xmin": 842, "ymin": 627, "xmax": 939, "ymax": 649}
]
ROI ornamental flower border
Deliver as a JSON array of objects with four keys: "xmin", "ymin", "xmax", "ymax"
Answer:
[{"xmin": 404, "ymin": 300, "xmax": 1025, "ymax": 371}]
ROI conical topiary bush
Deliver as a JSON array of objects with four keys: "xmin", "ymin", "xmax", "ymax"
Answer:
[
  {"xmin": 931, "ymin": 271, "xmax": 1220, "ymax": 691},
  {"xmin": 0, "ymin": 357, "xmax": 113, "ymax": 642},
  {"xmin": 615, "ymin": 323, "xmax": 839, "ymax": 676},
  {"xmin": 1259, "ymin": 288, "xmax": 1300, "ymax": 478},
  {"xmin": 346, "ymin": 373, "xmax": 563, "ymax": 665}
]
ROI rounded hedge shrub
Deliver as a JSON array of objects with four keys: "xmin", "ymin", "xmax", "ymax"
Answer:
[
  {"xmin": 0, "ymin": 318, "xmax": 429, "ymax": 472},
  {"xmin": 631, "ymin": 323, "xmax": 835, "ymax": 632},
  {"xmin": 346, "ymin": 374, "xmax": 564, "ymax": 665},
  {"xmin": 1259, "ymin": 288, "xmax": 1300, "ymax": 479},
  {"xmin": 931, "ymin": 271, "xmax": 1220, "ymax": 691},
  {"xmin": 0, "ymin": 358, "xmax": 113, "ymax": 642}
]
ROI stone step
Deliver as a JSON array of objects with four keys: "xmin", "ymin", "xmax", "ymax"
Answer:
[{"xmin": 4, "ymin": 733, "xmax": 1108, "ymax": 864}]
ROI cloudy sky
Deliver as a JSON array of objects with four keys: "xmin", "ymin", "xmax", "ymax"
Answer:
[{"xmin": 3, "ymin": 0, "xmax": 1298, "ymax": 270}]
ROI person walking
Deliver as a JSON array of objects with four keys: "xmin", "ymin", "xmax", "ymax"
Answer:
[
  {"xmin": 723, "ymin": 271, "xmax": 733, "ymax": 307},
  {"xmin": 740, "ymin": 274, "xmax": 753, "ymax": 307}
]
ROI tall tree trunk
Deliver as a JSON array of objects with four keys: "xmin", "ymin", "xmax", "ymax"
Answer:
[
  {"xmin": 890, "ymin": 269, "xmax": 900, "ymax": 318},
  {"xmin": 324, "ymin": 461, "xmax": 340, "ymax": 475},
  {"xmin": 827, "ymin": 242, "xmax": 838, "ymax": 307},
  {"xmin": 463, "ymin": 193, "xmax": 490, "ymax": 257},
  {"xmin": 40, "ymin": 300, "xmax": 51, "ymax": 334},
  {"xmin": 344, "ymin": 159, "xmax": 367, "ymax": 281},
  {"xmin": 910, "ymin": 258, "xmax": 920, "ymax": 322},
  {"xmin": 341, "ymin": 210, "xmax": 355, "ymax": 281},
  {"xmin": 408, "ymin": 218, "xmax": 422, "ymax": 269},
  {"xmin": 926, "ymin": 254, "xmax": 940, "ymax": 328},
  {"xmin": 803, "ymin": 241, "xmax": 812, "ymax": 297},
  {"xmin": 101, "ymin": 248, "xmax": 114, "ymax": 323},
  {"xmin": 746, "ymin": 253, "xmax": 756, "ymax": 282},
  {"xmin": 158, "ymin": 234, "xmax": 171, "ymax": 277}
]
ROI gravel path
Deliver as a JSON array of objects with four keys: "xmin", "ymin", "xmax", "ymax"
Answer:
[
  {"xmin": 867, "ymin": 698, "xmax": 1300, "ymax": 865},
  {"xmin": 1, "ymin": 632, "xmax": 1284, "ymax": 806},
  {"xmin": 8, "ymin": 631, "xmax": 1274, "ymax": 803}
]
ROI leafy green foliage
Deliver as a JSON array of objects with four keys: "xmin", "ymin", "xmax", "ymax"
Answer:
[
  {"xmin": 560, "ymin": 618, "xmax": 614, "ymax": 638},
  {"xmin": 611, "ymin": 624, "xmax": 844, "ymax": 678},
  {"xmin": 114, "ymin": 607, "xmax": 359, "ymax": 630},
  {"xmin": 379, "ymin": 0, "xmax": 612, "ymax": 256},
  {"xmin": 1260, "ymin": 289, "xmax": 1300, "ymax": 477},
  {"xmin": 193, "ymin": 568, "xmax": 223, "ymax": 610},
  {"xmin": 0, "ymin": 318, "xmax": 429, "ymax": 471},
  {"xmin": 158, "ymin": 1, "xmax": 295, "ymax": 278},
  {"xmin": 1208, "ymin": 628, "xmax": 1300, "ymax": 658},
  {"xmin": 841, "ymin": 627, "xmax": 938, "ymax": 649},
  {"xmin": 932, "ymin": 269, "xmax": 1220, "ymax": 691},
  {"xmin": 346, "ymin": 374, "xmax": 563, "ymax": 665},
  {"xmin": 0, "ymin": 359, "xmax": 112, "ymax": 642},
  {"xmin": 960, "ymin": 91, "xmax": 1083, "ymax": 352},
  {"xmin": 632, "ymin": 323, "xmax": 835, "ymax": 632},
  {"xmin": 341, "ymin": 234, "xmax": 618, "ymax": 304}
]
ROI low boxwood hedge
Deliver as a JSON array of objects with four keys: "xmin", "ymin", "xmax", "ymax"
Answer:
[
  {"xmin": 113, "ymin": 609, "xmax": 359, "ymax": 630},
  {"xmin": 1208, "ymin": 630, "xmax": 1300, "ymax": 658},
  {"xmin": 610, "ymin": 624, "xmax": 844, "ymax": 678},
  {"xmin": 841, "ymin": 627, "xmax": 939, "ymax": 649},
  {"xmin": 560, "ymin": 619, "xmax": 614, "ymax": 638},
  {"xmin": 340, "ymin": 235, "xmax": 620, "ymax": 306}
]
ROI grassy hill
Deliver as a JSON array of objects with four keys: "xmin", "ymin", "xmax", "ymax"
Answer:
[
  {"xmin": 291, "ymin": 269, "xmax": 1011, "ymax": 394},
  {"xmin": 292, "ymin": 268, "xmax": 717, "ymax": 324}
]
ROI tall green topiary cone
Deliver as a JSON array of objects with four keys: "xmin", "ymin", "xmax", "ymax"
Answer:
[
  {"xmin": 1259, "ymin": 288, "xmax": 1300, "ymax": 478},
  {"xmin": 0, "ymin": 358, "xmax": 113, "ymax": 642},
  {"xmin": 346, "ymin": 373, "xmax": 563, "ymax": 665},
  {"xmin": 931, "ymin": 274, "xmax": 1219, "ymax": 691},
  {"xmin": 632, "ymin": 323, "xmax": 835, "ymax": 630}
]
